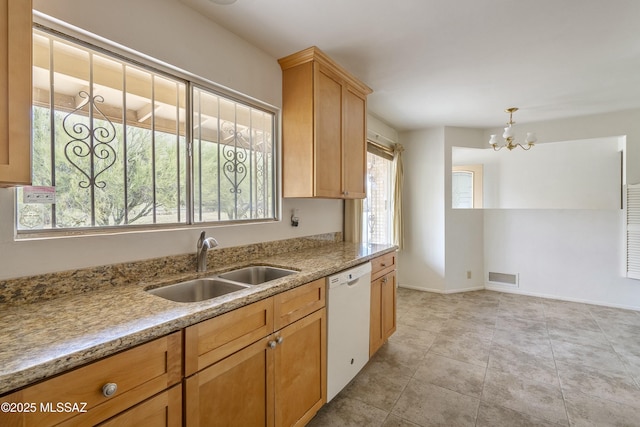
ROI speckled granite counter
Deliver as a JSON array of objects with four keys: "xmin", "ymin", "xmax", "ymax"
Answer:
[{"xmin": 0, "ymin": 238, "xmax": 396, "ymax": 395}]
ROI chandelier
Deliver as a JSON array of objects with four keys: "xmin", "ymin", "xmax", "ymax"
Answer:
[{"xmin": 489, "ymin": 107, "xmax": 537, "ymax": 151}]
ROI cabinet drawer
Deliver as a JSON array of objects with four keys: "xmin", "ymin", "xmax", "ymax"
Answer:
[
  {"xmin": 371, "ymin": 252, "xmax": 396, "ymax": 279},
  {"xmin": 185, "ymin": 297, "xmax": 274, "ymax": 376},
  {"xmin": 97, "ymin": 384, "xmax": 182, "ymax": 427},
  {"xmin": 0, "ymin": 332, "xmax": 182, "ymax": 427},
  {"xmin": 274, "ymin": 279, "xmax": 326, "ymax": 330}
]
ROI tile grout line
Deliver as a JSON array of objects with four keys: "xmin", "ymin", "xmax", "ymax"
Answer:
[
  {"xmin": 587, "ymin": 306, "xmax": 640, "ymax": 391},
  {"xmin": 543, "ymin": 301, "xmax": 573, "ymax": 427}
]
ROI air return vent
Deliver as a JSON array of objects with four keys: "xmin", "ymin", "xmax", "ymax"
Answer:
[{"xmin": 488, "ymin": 272, "xmax": 519, "ymax": 287}]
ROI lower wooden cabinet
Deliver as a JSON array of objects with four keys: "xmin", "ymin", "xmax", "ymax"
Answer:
[
  {"xmin": 0, "ymin": 332, "xmax": 182, "ymax": 427},
  {"xmin": 0, "ymin": 277, "xmax": 334, "ymax": 426},
  {"xmin": 184, "ymin": 279, "xmax": 327, "ymax": 427},
  {"xmin": 185, "ymin": 336, "xmax": 274, "ymax": 427},
  {"xmin": 99, "ymin": 384, "xmax": 182, "ymax": 427},
  {"xmin": 274, "ymin": 308, "xmax": 326, "ymax": 427},
  {"xmin": 370, "ymin": 253, "xmax": 397, "ymax": 356}
]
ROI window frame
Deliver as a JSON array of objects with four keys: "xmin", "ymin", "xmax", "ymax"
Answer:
[
  {"xmin": 16, "ymin": 15, "xmax": 281, "ymax": 238},
  {"xmin": 362, "ymin": 142, "xmax": 394, "ymax": 246},
  {"xmin": 451, "ymin": 164, "xmax": 483, "ymax": 209}
]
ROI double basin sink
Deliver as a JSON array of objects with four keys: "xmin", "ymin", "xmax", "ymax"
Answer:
[{"xmin": 146, "ymin": 265, "xmax": 297, "ymax": 303}]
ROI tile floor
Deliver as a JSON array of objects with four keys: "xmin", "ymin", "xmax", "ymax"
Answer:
[{"xmin": 308, "ymin": 288, "xmax": 640, "ymax": 427}]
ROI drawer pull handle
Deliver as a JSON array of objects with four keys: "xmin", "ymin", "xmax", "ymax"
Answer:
[
  {"xmin": 268, "ymin": 340, "xmax": 277, "ymax": 349},
  {"xmin": 381, "ymin": 263, "xmax": 387, "ymax": 267},
  {"xmin": 276, "ymin": 336, "xmax": 284, "ymax": 345},
  {"xmin": 382, "ymin": 277, "xmax": 388, "ymax": 284},
  {"xmin": 102, "ymin": 383, "xmax": 118, "ymax": 398}
]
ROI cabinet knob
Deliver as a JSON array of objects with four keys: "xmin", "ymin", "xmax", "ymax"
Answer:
[
  {"xmin": 381, "ymin": 263, "xmax": 387, "ymax": 267},
  {"xmin": 102, "ymin": 383, "xmax": 118, "ymax": 398},
  {"xmin": 382, "ymin": 277, "xmax": 388, "ymax": 284},
  {"xmin": 276, "ymin": 336, "xmax": 284, "ymax": 345},
  {"xmin": 268, "ymin": 340, "xmax": 277, "ymax": 349}
]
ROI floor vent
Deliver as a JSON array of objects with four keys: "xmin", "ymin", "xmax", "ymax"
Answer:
[{"xmin": 488, "ymin": 272, "xmax": 519, "ymax": 287}]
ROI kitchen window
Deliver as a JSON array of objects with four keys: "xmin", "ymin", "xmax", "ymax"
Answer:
[
  {"xmin": 363, "ymin": 149, "xmax": 394, "ymax": 245},
  {"xmin": 16, "ymin": 26, "xmax": 276, "ymax": 234}
]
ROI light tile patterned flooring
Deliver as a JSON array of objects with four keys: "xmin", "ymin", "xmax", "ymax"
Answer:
[{"xmin": 308, "ymin": 288, "xmax": 640, "ymax": 427}]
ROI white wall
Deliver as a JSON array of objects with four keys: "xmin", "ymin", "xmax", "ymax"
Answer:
[
  {"xmin": 399, "ymin": 111, "xmax": 640, "ymax": 309},
  {"xmin": 397, "ymin": 128, "xmax": 446, "ymax": 291},
  {"xmin": 453, "ymin": 137, "xmax": 623, "ymax": 209},
  {"xmin": 483, "ymin": 110, "xmax": 640, "ymax": 309},
  {"xmin": 484, "ymin": 209, "xmax": 637, "ymax": 307},
  {"xmin": 0, "ymin": 0, "xmax": 343, "ymax": 280},
  {"xmin": 34, "ymin": 0, "xmax": 280, "ymax": 107},
  {"xmin": 444, "ymin": 127, "xmax": 485, "ymax": 292},
  {"xmin": 399, "ymin": 127, "xmax": 485, "ymax": 293},
  {"xmin": 367, "ymin": 114, "xmax": 399, "ymax": 145}
]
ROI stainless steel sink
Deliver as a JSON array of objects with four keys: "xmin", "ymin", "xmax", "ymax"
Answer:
[
  {"xmin": 146, "ymin": 278, "xmax": 248, "ymax": 303},
  {"xmin": 218, "ymin": 265, "xmax": 297, "ymax": 285},
  {"xmin": 146, "ymin": 265, "xmax": 297, "ymax": 303}
]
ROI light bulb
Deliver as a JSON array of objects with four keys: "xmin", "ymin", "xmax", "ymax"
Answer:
[{"xmin": 525, "ymin": 132, "xmax": 537, "ymax": 144}]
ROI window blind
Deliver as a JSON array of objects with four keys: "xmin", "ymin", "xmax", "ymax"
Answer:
[{"xmin": 627, "ymin": 183, "xmax": 640, "ymax": 279}]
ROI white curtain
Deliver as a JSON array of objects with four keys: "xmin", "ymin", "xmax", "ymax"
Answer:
[
  {"xmin": 392, "ymin": 144, "xmax": 404, "ymax": 249},
  {"xmin": 344, "ymin": 141, "xmax": 404, "ymax": 248}
]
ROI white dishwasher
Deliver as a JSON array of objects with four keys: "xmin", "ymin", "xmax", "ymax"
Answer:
[{"xmin": 326, "ymin": 261, "xmax": 372, "ymax": 402}]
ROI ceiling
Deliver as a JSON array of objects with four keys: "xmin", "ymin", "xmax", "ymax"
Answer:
[{"xmin": 179, "ymin": 0, "xmax": 640, "ymax": 131}]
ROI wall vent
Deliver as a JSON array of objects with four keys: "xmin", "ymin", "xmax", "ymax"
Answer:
[{"xmin": 488, "ymin": 272, "xmax": 519, "ymax": 287}]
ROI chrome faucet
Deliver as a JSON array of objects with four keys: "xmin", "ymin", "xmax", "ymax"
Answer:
[{"xmin": 197, "ymin": 231, "xmax": 219, "ymax": 273}]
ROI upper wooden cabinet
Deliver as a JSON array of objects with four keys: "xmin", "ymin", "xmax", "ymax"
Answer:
[
  {"xmin": 0, "ymin": 0, "xmax": 32, "ymax": 186},
  {"xmin": 279, "ymin": 46, "xmax": 371, "ymax": 199}
]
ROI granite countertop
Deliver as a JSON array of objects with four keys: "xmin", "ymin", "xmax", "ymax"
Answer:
[{"xmin": 0, "ymin": 241, "xmax": 396, "ymax": 395}]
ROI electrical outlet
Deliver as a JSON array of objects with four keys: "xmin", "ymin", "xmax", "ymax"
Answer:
[
  {"xmin": 466, "ymin": 270, "xmax": 472, "ymax": 279},
  {"xmin": 291, "ymin": 208, "xmax": 300, "ymax": 227}
]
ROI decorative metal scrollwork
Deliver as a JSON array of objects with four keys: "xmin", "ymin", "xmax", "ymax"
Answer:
[
  {"xmin": 222, "ymin": 145, "xmax": 247, "ymax": 194},
  {"xmin": 221, "ymin": 121, "xmax": 250, "ymax": 148},
  {"xmin": 255, "ymin": 148, "xmax": 265, "ymax": 216},
  {"xmin": 63, "ymin": 91, "xmax": 117, "ymax": 189}
]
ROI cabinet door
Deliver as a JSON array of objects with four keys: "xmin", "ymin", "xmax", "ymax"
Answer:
[
  {"xmin": 369, "ymin": 276, "xmax": 383, "ymax": 357},
  {"xmin": 274, "ymin": 308, "xmax": 326, "ymax": 427},
  {"xmin": 97, "ymin": 385, "xmax": 182, "ymax": 427},
  {"xmin": 370, "ymin": 270, "xmax": 397, "ymax": 356},
  {"xmin": 342, "ymin": 86, "xmax": 366, "ymax": 198},
  {"xmin": 381, "ymin": 271, "xmax": 397, "ymax": 341},
  {"xmin": 281, "ymin": 62, "xmax": 314, "ymax": 197},
  {"xmin": 314, "ymin": 64, "xmax": 342, "ymax": 198},
  {"xmin": 185, "ymin": 336, "xmax": 275, "ymax": 427},
  {"xmin": 0, "ymin": 0, "xmax": 31, "ymax": 186}
]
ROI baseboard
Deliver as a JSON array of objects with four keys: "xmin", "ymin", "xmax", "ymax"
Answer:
[
  {"xmin": 398, "ymin": 284, "xmax": 485, "ymax": 294},
  {"xmin": 399, "ymin": 282, "xmax": 640, "ymax": 311},
  {"xmin": 485, "ymin": 284, "xmax": 640, "ymax": 312}
]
